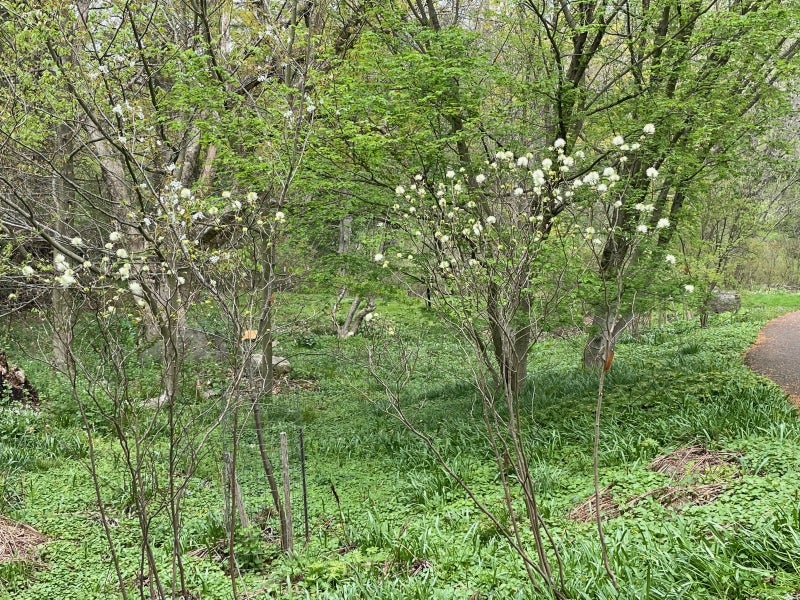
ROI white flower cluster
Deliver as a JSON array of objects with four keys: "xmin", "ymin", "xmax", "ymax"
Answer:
[
  {"xmin": 386, "ymin": 124, "xmax": 669, "ymax": 279},
  {"xmin": 52, "ymin": 253, "xmax": 77, "ymax": 287}
]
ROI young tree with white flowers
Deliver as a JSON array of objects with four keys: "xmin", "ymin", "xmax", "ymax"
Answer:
[
  {"xmin": 372, "ymin": 129, "xmax": 677, "ymax": 596},
  {"xmin": 0, "ymin": 0, "xmax": 353, "ymax": 594}
]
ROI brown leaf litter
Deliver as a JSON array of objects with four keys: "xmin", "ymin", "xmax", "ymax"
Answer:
[
  {"xmin": 650, "ymin": 445, "xmax": 740, "ymax": 479},
  {"xmin": 569, "ymin": 445, "xmax": 739, "ymax": 521},
  {"xmin": 0, "ymin": 515, "xmax": 47, "ymax": 564}
]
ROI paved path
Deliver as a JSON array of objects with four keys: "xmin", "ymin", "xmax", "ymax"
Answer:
[{"xmin": 745, "ymin": 311, "xmax": 800, "ymax": 405}]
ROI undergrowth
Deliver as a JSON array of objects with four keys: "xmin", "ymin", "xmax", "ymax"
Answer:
[{"xmin": 1, "ymin": 294, "xmax": 800, "ymax": 598}]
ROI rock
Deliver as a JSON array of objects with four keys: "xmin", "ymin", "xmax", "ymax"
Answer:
[
  {"xmin": 143, "ymin": 391, "xmax": 170, "ymax": 409},
  {"xmin": 140, "ymin": 328, "xmax": 227, "ymax": 362},
  {"xmin": 250, "ymin": 353, "xmax": 291, "ymax": 377},
  {"xmin": 708, "ymin": 290, "xmax": 741, "ymax": 314}
]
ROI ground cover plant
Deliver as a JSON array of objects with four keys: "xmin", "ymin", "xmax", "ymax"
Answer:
[{"xmin": 1, "ymin": 293, "xmax": 800, "ymax": 598}]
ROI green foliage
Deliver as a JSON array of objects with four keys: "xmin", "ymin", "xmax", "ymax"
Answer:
[{"xmin": 12, "ymin": 294, "xmax": 800, "ymax": 598}]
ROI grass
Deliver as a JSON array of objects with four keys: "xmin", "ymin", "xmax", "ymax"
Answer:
[{"xmin": 1, "ymin": 294, "xmax": 800, "ymax": 598}]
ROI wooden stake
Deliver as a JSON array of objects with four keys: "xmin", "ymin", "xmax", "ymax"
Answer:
[
  {"xmin": 299, "ymin": 427, "xmax": 309, "ymax": 545},
  {"xmin": 280, "ymin": 432, "xmax": 293, "ymax": 552}
]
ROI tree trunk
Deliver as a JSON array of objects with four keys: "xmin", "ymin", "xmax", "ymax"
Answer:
[
  {"xmin": 337, "ymin": 215, "xmax": 353, "ymax": 254},
  {"xmin": 52, "ymin": 123, "xmax": 75, "ymax": 372},
  {"xmin": 487, "ymin": 282, "xmax": 531, "ymax": 400},
  {"xmin": 583, "ymin": 311, "xmax": 635, "ymax": 370}
]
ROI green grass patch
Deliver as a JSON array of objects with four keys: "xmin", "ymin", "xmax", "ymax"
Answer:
[{"xmin": 2, "ymin": 296, "xmax": 800, "ymax": 599}]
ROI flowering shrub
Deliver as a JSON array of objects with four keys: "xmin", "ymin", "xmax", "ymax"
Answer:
[
  {"xmin": 380, "ymin": 125, "xmax": 690, "ymax": 338},
  {"xmin": 15, "ymin": 181, "xmax": 286, "ymax": 321}
]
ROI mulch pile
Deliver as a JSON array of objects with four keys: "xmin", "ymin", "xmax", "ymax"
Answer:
[
  {"xmin": 569, "ymin": 445, "xmax": 739, "ymax": 522},
  {"xmin": 650, "ymin": 445, "xmax": 739, "ymax": 479},
  {"xmin": 0, "ymin": 515, "xmax": 47, "ymax": 564}
]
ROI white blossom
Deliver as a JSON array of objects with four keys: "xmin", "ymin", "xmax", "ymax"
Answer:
[
  {"xmin": 553, "ymin": 138, "xmax": 566, "ymax": 149},
  {"xmin": 513, "ymin": 187, "xmax": 524, "ymax": 196},
  {"xmin": 532, "ymin": 170, "xmax": 546, "ymax": 187},
  {"xmin": 374, "ymin": 253, "xmax": 384, "ymax": 262},
  {"xmin": 516, "ymin": 156, "xmax": 529, "ymax": 168},
  {"xmin": 57, "ymin": 273, "xmax": 76, "ymax": 287},
  {"xmin": 542, "ymin": 158, "xmax": 553, "ymax": 170},
  {"xmin": 646, "ymin": 167, "xmax": 659, "ymax": 179},
  {"xmin": 21, "ymin": 265, "xmax": 35, "ymax": 277},
  {"xmin": 665, "ymin": 254, "xmax": 677, "ymax": 264},
  {"xmin": 643, "ymin": 123, "xmax": 656, "ymax": 135},
  {"xmin": 684, "ymin": 284, "xmax": 695, "ymax": 293},
  {"xmin": 475, "ymin": 174, "xmax": 486, "ymax": 184},
  {"xmin": 636, "ymin": 224, "xmax": 648, "ymax": 233},
  {"xmin": 116, "ymin": 248, "xmax": 128, "ymax": 259},
  {"xmin": 109, "ymin": 231, "xmax": 122, "ymax": 242},
  {"xmin": 246, "ymin": 192, "xmax": 258, "ymax": 203},
  {"xmin": 54, "ymin": 254, "xmax": 68, "ymax": 272},
  {"xmin": 656, "ymin": 218, "xmax": 670, "ymax": 229},
  {"xmin": 485, "ymin": 216, "xmax": 497, "ymax": 224},
  {"xmin": 583, "ymin": 171, "xmax": 600, "ymax": 186},
  {"xmin": 612, "ymin": 135, "xmax": 625, "ymax": 146},
  {"xmin": 395, "ymin": 185, "xmax": 405, "ymax": 196},
  {"xmin": 71, "ymin": 237, "xmax": 82, "ymax": 246},
  {"xmin": 275, "ymin": 211, "xmax": 286, "ymax": 222},
  {"xmin": 446, "ymin": 169, "xmax": 456, "ymax": 179}
]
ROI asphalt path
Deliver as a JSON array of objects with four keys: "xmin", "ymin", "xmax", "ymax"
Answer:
[{"xmin": 745, "ymin": 310, "xmax": 800, "ymax": 405}]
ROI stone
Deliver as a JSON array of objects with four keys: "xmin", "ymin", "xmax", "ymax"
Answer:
[
  {"xmin": 709, "ymin": 290, "xmax": 741, "ymax": 314},
  {"xmin": 250, "ymin": 353, "xmax": 291, "ymax": 377}
]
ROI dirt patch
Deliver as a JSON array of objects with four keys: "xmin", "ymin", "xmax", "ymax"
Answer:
[
  {"xmin": 569, "ymin": 486, "xmax": 621, "ymax": 523},
  {"xmin": 0, "ymin": 515, "xmax": 47, "ymax": 564},
  {"xmin": 650, "ymin": 445, "xmax": 740, "ymax": 479}
]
